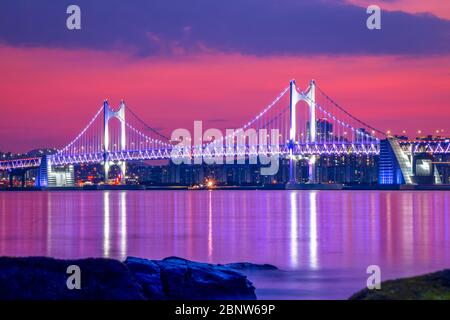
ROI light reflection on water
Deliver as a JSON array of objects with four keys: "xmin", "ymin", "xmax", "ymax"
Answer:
[{"xmin": 0, "ymin": 190, "xmax": 449, "ymax": 299}]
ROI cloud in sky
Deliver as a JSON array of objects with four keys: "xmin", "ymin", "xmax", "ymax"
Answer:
[
  {"xmin": 0, "ymin": 0, "xmax": 449, "ymax": 56},
  {"xmin": 343, "ymin": 0, "xmax": 450, "ymax": 20}
]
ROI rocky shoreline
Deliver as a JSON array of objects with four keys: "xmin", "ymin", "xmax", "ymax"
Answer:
[
  {"xmin": 350, "ymin": 269, "xmax": 450, "ymax": 300},
  {"xmin": 1, "ymin": 256, "xmax": 449, "ymax": 300},
  {"xmin": 0, "ymin": 256, "xmax": 277, "ymax": 300}
]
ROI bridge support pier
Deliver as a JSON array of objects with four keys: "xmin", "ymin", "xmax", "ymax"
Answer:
[
  {"xmin": 104, "ymin": 161, "xmax": 110, "ymax": 184},
  {"xmin": 120, "ymin": 161, "xmax": 126, "ymax": 183},
  {"xmin": 104, "ymin": 161, "xmax": 126, "ymax": 184},
  {"xmin": 289, "ymin": 152, "xmax": 297, "ymax": 184},
  {"xmin": 308, "ymin": 156, "xmax": 317, "ymax": 184}
]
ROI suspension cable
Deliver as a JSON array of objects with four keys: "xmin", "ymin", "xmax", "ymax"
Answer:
[
  {"xmin": 316, "ymin": 85, "xmax": 385, "ymax": 136},
  {"xmin": 126, "ymin": 105, "xmax": 170, "ymax": 141}
]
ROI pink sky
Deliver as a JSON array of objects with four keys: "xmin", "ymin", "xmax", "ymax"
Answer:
[
  {"xmin": 345, "ymin": 0, "xmax": 450, "ymax": 19},
  {"xmin": 0, "ymin": 44, "xmax": 449, "ymax": 152}
]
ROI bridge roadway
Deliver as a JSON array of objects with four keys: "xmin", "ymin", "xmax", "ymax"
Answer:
[{"xmin": 0, "ymin": 140, "xmax": 448, "ymax": 171}]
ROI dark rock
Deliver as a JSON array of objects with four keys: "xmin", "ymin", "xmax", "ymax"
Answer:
[
  {"xmin": 0, "ymin": 256, "xmax": 145, "ymax": 300},
  {"xmin": 350, "ymin": 269, "xmax": 450, "ymax": 300},
  {"xmin": 223, "ymin": 262, "xmax": 278, "ymax": 271},
  {"xmin": 124, "ymin": 257, "xmax": 165, "ymax": 300},
  {"xmin": 0, "ymin": 256, "xmax": 259, "ymax": 300},
  {"xmin": 125, "ymin": 256, "xmax": 257, "ymax": 300}
]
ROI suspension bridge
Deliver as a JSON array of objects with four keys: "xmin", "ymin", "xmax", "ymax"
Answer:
[{"xmin": 1, "ymin": 79, "xmax": 449, "ymax": 187}]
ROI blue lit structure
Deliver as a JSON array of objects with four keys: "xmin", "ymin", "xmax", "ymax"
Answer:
[{"xmin": 378, "ymin": 139, "xmax": 404, "ymax": 184}]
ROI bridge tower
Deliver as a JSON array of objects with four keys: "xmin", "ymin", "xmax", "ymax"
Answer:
[
  {"xmin": 288, "ymin": 79, "xmax": 316, "ymax": 184},
  {"xmin": 306, "ymin": 80, "xmax": 317, "ymax": 183},
  {"xmin": 288, "ymin": 80, "xmax": 299, "ymax": 184},
  {"xmin": 103, "ymin": 100, "xmax": 126, "ymax": 183}
]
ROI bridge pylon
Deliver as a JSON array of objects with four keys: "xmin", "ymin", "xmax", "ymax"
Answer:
[
  {"xmin": 288, "ymin": 79, "xmax": 299, "ymax": 184},
  {"xmin": 103, "ymin": 100, "xmax": 127, "ymax": 183},
  {"xmin": 288, "ymin": 79, "xmax": 317, "ymax": 184},
  {"xmin": 306, "ymin": 80, "xmax": 317, "ymax": 183}
]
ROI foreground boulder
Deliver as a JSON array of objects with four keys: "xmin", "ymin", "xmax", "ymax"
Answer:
[
  {"xmin": 125, "ymin": 256, "xmax": 257, "ymax": 300},
  {"xmin": 0, "ymin": 257, "xmax": 144, "ymax": 300},
  {"xmin": 222, "ymin": 262, "xmax": 277, "ymax": 271},
  {"xmin": 0, "ymin": 256, "xmax": 258, "ymax": 300},
  {"xmin": 350, "ymin": 269, "xmax": 450, "ymax": 300}
]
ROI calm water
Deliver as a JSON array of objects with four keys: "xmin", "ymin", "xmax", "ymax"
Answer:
[{"xmin": 0, "ymin": 190, "xmax": 449, "ymax": 299}]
